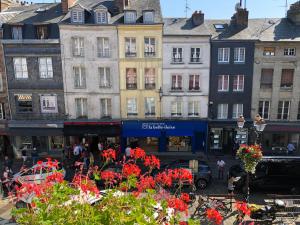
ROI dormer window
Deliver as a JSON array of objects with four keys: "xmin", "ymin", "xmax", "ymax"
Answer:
[
  {"xmin": 12, "ymin": 26, "xmax": 22, "ymax": 40},
  {"xmin": 124, "ymin": 10, "xmax": 136, "ymax": 24},
  {"xmin": 36, "ymin": 25, "xmax": 48, "ymax": 39},
  {"xmin": 71, "ymin": 10, "xmax": 84, "ymax": 23},
  {"xmin": 143, "ymin": 11, "xmax": 154, "ymax": 24},
  {"xmin": 95, "ymin": 11, "xmax": 107, "ymax": 24}
]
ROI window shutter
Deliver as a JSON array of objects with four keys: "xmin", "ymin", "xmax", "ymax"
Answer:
[{"xmin": 281, "ymin": 69, "xmax": 294, "ymax": 86}]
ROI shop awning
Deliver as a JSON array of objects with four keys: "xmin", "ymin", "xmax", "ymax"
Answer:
[
  {"xmin": 265, "ymin": 123, "xmax": 300, "ymax": 133},
  {"xmin": 9, "ymin": 128, "xmax": 63, "ymax": 136},
  {"xmin": 63, "ymin": 122, "xmax": 121, "ymax": 136}
]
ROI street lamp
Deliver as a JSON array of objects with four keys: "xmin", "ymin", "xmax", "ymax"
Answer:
[{"xmin": 253, "ymin": 114, "xmax": 266, "ymax": 145}]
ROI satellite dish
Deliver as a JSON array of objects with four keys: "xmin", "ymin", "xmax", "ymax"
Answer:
[{"xmin": 235, "ymin": 2, "xmax": 241, "ymax": 11}]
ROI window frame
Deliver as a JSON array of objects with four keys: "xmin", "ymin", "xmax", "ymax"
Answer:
[
  {"xmin": 13, "ymin": 57, "xmax": 28, "ymax": 79},
  {"xmin": 143, "ymin": 11, "xmax": 154, "ymax": 24},
  {"xmin": 75, "ymin": 98, "xmax": 88, "ymax": 119},
  {"xmin": 172, "ymin": 47, "xmax": 183, "ymax": 63},
  {"xmin": 144, "ymin": 37, "xmax": 156, "ymax": 57},
  {"xmin": 39, "ymin": 57, "xmax": 53, "ymax": 79},
  {"xmin": 218, "ymin": 48, "xmax": 230, "ymax": 63},
  {"xmin": 259, "ymin": 101, "xmax": 270, "ymax": 120},
  {"xmin": 127, "ymin": 98, "xmax": 137, "ymax": 116},
  {"xmin": 188, "ymin": 101, "xmax": 199, "ymax": 116},
  {"xmin": 40, "ymin": 94, "xmax": 58, "ymax": 114},
  {"xmin": 100, "ymin": 98, "xmax": 112, "ymax": 118},
  {"xmin": 190, "ymin": 47, "xmax": 201, "ymax": 63},
  {"xmin": 280, "ymin": 69, "xmax": 294, "ymax": 89},
  {"xmin": 260, "ymin": 69, "xmax": 273, "ymax": 89},
  {"xmin": 71, "ymin": 10, "xmax": 84, "ymax": 23},
  {"xmin": 126, "ymin": 68, "xmax": 137, "ymax": 90},
  {"xmin": 234, "ymin": 47, "xmax": 245, "ymax": 63},
  {"xmin": 171, "ymin": 74, "xmax": 183, "ymax": 91},
  {"xmin": 99, "ymin": 67, "xmax": 111, "ymax": 88},
  {"xmin": 72, "ymin": 37, "xmax": 84, "ymax": 57},
  {"xmin": 144, "ymin": 97, "xmax": 156, "ymax": 116},
  {"xmin": 171, "ymin": 101, "xmax": 182, "ymax": 116},
  {"xmin": 125, "ymin": 37, "xmax": 137, "ymax": 57},
  {"xmin": 12, "ymin": 26, "xmax": 22, "ymax": 40},
  {"xmin": 124, "ymin": 11, "xmax": 137, "ymax": 24},
  {"xmin": 73, "ymin": 66, "xmax": 86, "ymax": 89},
  {"xmin": 233, "ymin": 75, "xmax": 244, "ymax": 92},
  {"xmin": 277, "ymin": 101, "xmax": 290, "ymax": 120},
  {"xmin": 97, "ymin": 37, "xmax": 110, "ymax": 58},
  {"xmin": 95, "ymin": 11, "xmax": 107, "ymax": 24},
  {"xmin": 0, "ymin": 103, "xmax": 5, "ymax": 119},
  {"xmin": 36, "ymin": 25, "xmax": 48, "ymax": 39},
  {"xmin": 217, "ymin": 104, "xmax": 228, "ymax": 119},
  {"xmin": 232, "ymin": 104, "xmax": 243, "ymax": 119},
  {"xmin": 15, "ymin": 94, "xmax": 33, "ymax": 113},
  {"xmin": 284, "ymin": 48, "xmax": 296, "ymax": 56},
  {"xmin": 263, "ymin": 47, "xmax": 275, "ymax": 56},
  {"xmin": 217, "ymin": 75, "xmax": 229, "ymax": 92},
  {"xmin": 189, "ymin": 74, "xmax": 200, "ymax": 91},
  {"xmin": 144, "ymin": 68, "xmax": 156, "ymax": 89}
]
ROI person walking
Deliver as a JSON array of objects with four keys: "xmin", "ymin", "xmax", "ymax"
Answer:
[
  {"xmin": 125, "ymin": 145, "xmax": 131, "ymax": 158},
  {"xmin": 21, "ymin": 148, "xmax": 27, "ymax": 165},
  {"xmin": 3, "ymin": 156, "xmax": 12, "ymax": 171},
  {"xmin": 287, "ymin": 143, "xmax": 295, "ymax": 155},
  {"xmin": 217, "ymin": 158, "xmax": 226, "ymax": 180},
  {"xmin": 31, "ymin": 148, "xmax": 38, "ymax": 165}
]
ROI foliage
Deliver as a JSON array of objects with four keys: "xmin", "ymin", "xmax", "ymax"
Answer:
[
  {"xmin": 236, "ymin": 144, "xmax": 263, "ymax": 174},
  {"xmin": 12, "ymin": 150, "xmax": 201, "ymax": 225}
]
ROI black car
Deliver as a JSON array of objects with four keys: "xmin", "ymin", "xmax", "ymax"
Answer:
[
  {"xmin": 229, "ymin": 156, "xmax": 300, "ymax": 194},
  {"xmin": 159, "ymin": 159, "xmax": 212, "ymax": 189}
]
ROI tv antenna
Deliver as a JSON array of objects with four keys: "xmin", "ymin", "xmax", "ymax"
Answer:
[
  {"xmin": 273, "ymin": 0, "xmax": 289, "ymax": 17},
  {"xmin": 184, "ymin": 0, "xmax": 191, "ymax": 18}
]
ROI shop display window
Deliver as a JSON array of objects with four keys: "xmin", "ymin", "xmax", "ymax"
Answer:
[
  {"xmin": 168, "ymin": 136, "xmax": 191, "ymax": 152},
  {"xmin": 49, "ymin": 136, "xmax": 64, "ymax": 151}
]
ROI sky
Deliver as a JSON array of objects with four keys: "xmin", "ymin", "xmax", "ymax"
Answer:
[{"xmin": 33, "ymin": 0, "xmax": 295, "ymax": 19}]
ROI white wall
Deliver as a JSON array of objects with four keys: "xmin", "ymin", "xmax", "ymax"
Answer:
[{"xmin": 59, "ymin": 25, "xmax": 120, "ymax": 119}]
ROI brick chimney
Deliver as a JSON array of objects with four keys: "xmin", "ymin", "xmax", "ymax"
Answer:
[
  {"xmin": 231, "ymin": 8, "xmax": 249, "ymax": 28},
  {"xmin": 191, "ymin": 11, "xmax": 204, "ymax": 26},
  {"xmin": 287, "ymin": 1, "xmax": 300, "ymax": 25},
  {"xmin": 61, "ymin": 0, "xmax": 77, "ymax": 14}
]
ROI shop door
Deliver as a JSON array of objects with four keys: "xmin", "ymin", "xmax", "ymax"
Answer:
[{"xmin": 223, "ymin": 129, "xmax": 234, "ymax": 154}]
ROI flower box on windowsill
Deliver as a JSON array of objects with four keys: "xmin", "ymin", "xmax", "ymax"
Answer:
[
  {"xmin": 126, "ymin": 84, "xmax": 137, "ymax": 90},
  {"xmin": 280, "ymin": 85, "xmax": 293, "ymax": 91},
  {"xmin": 145, "ymin": 83, "xmax": 156, "ymax": 90}
]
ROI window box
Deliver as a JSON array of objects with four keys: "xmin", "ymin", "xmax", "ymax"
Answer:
[
  {"xmin": 145, "ymin": 83, "xmax": 156, "ymax": 89},
  {"xmin": 126, "ymin": 83, "xmax": 137, "ymax": 89}
]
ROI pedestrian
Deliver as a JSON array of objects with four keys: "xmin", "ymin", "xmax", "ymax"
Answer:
[
  {"xmin": 125, "ymin": 145, "xmax": 131, "ymax": 158},
  {"xmin": 73, "ymin": 144, "xmax": 81, "ymax": 161},
  {"xmin": 21, "ymin": 148, "xmax": 27, "ymax": 165},
  {"xmin": 287, "ymin": 143, "xmax": 295, "ymax": 155},
  {"xmin": 82, "ymin": 149, "xmax": 90, "ymax": 169},
  {"xmin": 3, "ymin": 155, "xmax": 12, "ymax": 171},
  {"xmin": 31, "ymin": 148, "xmax": 38, "ymax": 165},
  {"xmin": 217, "ymin": 158, "xmax": 226, "ymax": 180},
  {"xmin": 98, "ymin": 141, "xmax": 103, "ymax": 152},
  {"xmin": 227, "ymin": 176, "xmax": 238, "ymax": 195},
  {"xmin": 1, "ymin": 167, "xmax": 12, "ymax": 196}
]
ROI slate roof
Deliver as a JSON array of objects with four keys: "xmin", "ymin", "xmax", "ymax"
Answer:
[
  {"xmin": 61, "ymin": 0, "xmax": 163, "ymax": 24},
  {"xmin": 205, "ymin": 18, "xmax": 300, "ymax": 42},
  {"xmin": 4, "ymin": 3, "xmax": 64, "ymax": 24},
  {"xmin": 163, "ymin": 18, "xmax": 211, "ymax": 36},
  {"xmin": 0, "ymin": 11, "xmax": 20, "ymax": 27}
]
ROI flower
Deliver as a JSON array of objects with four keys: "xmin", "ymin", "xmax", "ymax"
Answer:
[
  {"xmin": 171, "ymin": 168, "xmax": 193, "ymax": 184},
  {"xmin": 136, "ymin": 176, "xmax": 155, "ymax": 192},
  {"xmin": 167, "ymin": 197, "xmax": 188, "ymax": 212},
  {"xmin": 100, "ymin": 170, "xmax": 121, "ymax": 185},
  {"xmin": 180, "ymin": 193, "xmax": 190, "ymax": 203},
  {"xmin": 122, "ymin": 163, "xmax": 141, "ymax": 177},
  {"xmin": 206, "ymin": 208, "xmax": 223, "ymax": 225},
  {"xmin": 130, "ymin": 147, "xmax": 146, "ymax": 160},
  {"xmin": 155, "ymin": 171, "xmax": 172, "ymax": 187},
  {"xmin": 45, "ymin": 172, "xmax": 64, "ymax": 183},
  {"xmin": 144, "ymin": 155, "xmax": 160, "ymax": 169},
  {"xmin": 102, "ymin": 149, "xmax": 116, "ymax": 162},
  {"xmin": 235, "ymin": 201, "xmax": 250, "ymax": 216},
  {"xmin": 72, "ymin": 174, "xmax": 99, "ymax": 194}
]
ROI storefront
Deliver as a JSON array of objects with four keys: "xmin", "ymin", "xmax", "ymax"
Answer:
[
  {"xmin": 8, "ymin": 121, "xmax": 64, "ymax": 158},
  {"xmin": 63, "ymin": 121, "xmax": 121, "ymax": 151},
  {"xmin": 121, "ymin": 120, "xmax": 208, "ymax": 153}
]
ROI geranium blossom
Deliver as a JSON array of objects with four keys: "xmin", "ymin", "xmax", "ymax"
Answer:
[
  {"xmin": 167, "ymin": 197, "xmax": 188, "ymax": 212},
  {"xmin": 171, "ymin": 168, "xmax": 193, "ymax": 184},
  {"xmin": 130, "ymin": 147, "xmax": 146, "ymax": 160},
  {"xmin": 102, "ymin": 149, "xmax": 116, "ymax": 162},
  {"xmin": 100, "ymin": 170, "xmax": 121, "ymax": 185},
  {"xmin": 155, "ymin": 171, "xmax": 173, "ymax": 187},
  {"xmin": 136, "ymin": 176, "xmax": 155, "ymax": 192},
  {"xmin": 180, "ymin": 193, "xmax": 190, "ymax": 203},
  {"xmin": 144, "ymin": 155, "xmax": 160, "ymax": 169},
  {"xmin": 206, "ymin": 208, "xmax": 223, "ymax": 225},
  {"xmin": 236, "ymin": 201, "xmax": 250, "ymax": 215},
  {"xmin": 122, "ymin": 163, "xmax": 141, "ymax": 177}
]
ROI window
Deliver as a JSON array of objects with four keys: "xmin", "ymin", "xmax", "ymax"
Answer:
[
  {"xmin": 40, "ymin": 95, "xmax": 58, "ymax": 113},
  {"xmin": 73, "ymin": 67, "xmax": 86, "ymax": 88},
  {"xmin": 217, "ymin": 104, "xmax": 228, "ymax": 119},
  {"xmin": 263, "ymin": 47, "xmax": 275, "ymax": 56},
  {"xmin": 0, "ymin": 103, "xmax": 5, "ymax": 119},
  {"xmin": 100, "ymin": 98, "xmax": 112, "ymax": 118},
  {"xmin": 72, "ymin": 37, "xmax": 84, "ymax": 57},
  {"xmin": 16, "ymin": 94, "xmax": 32, "ymax": 113},
  {"xmin": 36, "ymin": 26, "xmax": 48, "ymax": 39},
  {"xmin": 218, "ymin": 75, "xmax": 229, "ymax": 92},
  {"xmin": 214, "ymin": 24, "xmax": 224, "ymax": 29},
  {"xmin": 189, "ymin": 75, "xmax": 200, "ymax": 90},
  {"xmin": 284, "ymin": 48, "xmax": 296, "ymax": 56},
  {"xmin": 124, "ymin": 11, "xmax": 136, "ymax": 24},
  {"xmin": 97, "ymin": 37, "xmax": 110, "ymax": 57},
  {"xmin": 144, "ymin": 38, "xmax": 155, "ymax": 57},
  {"xmin": 39, "ymin": 57, "xmax": 53, "ymax": 79},
  {"xmin": 127, "ymin": 98, "xmax": 137, "ymax": 116},
  {"xmin": 171, "ymin": 101, "xmax": 182, "ymax": 116},
  {"xmin": 145, "ymin": 68, "xmax": 155, "ymax": 89},
  {"xmin": 190, "ymin": 48, "xmax": 201, "ymax": 63},
  {"xmin": 234, "ymin": 47, "xmax": 245, "ymax": 63},
  {"xmin": 281, "ymin": 69, "xmax": 294, "ymax": 88},
  {"xmin": 233, "ymin": 75, "xmax": 244, "ymax": 91},
  {"xmin": 145, "ymin": 97, "xmax": 155, "ymax": 116},
  {"xmin": 126, "ymin": 68, "xmax": 137, "ymax": 89},
  {"xmin": 188, "ymin": 101, "xmax": 199, "ymax": 116},
  {"xmin": 232, "ymin": 104, "xmax": 243, "ymax": 119},
  {"xmin": 277, "ymin": 101, "xmax": 290, "ymax": 120},
  {"xmin": 218, "ymin": 48, "xmax": 230, "ymax": 63},
  {"xmin": 99, "ymin": 67, "xmax": 111, "ymax": 87},
  {"xmin": 298, "ymin": 102, "xmax": 300, "ymax": 120},
  {"xmin": 13, "ymin": 58, "xmax": 28, "ymax": 79},
  {"xmin": 171, "ymin": 75, "xmax": 182, "ymax": 90},
  {"xmin": 143, "ymin": 11, "xmax": 154, "ymax": 23},
  {"xmin": 259, "ymin": 101, "xmax": 270, "ymax": 119},
  {"xmin": 71, "ymin": 10, "xmax": 84, "ymax": 23},
  {"xmin": 260, "ymin": 69, "xmax": 273, "ymax": 88},
  {"xmin": 125, "ymin": 37, "xmax": 136, "ymax": 57},
  {"xmin": 12, "ymin": 26, "xmax": 22, "ymax": 40},
  {"xmin": 96, "ymin": 11, "xmax": 107, "ymax": 24},
  {"xmin": 75, "ymin": 98, "xmax": 87, "ymax": 118},
  {"xmin": 172, "ymin": 48, "xmax": 183, "ymax": 63}
]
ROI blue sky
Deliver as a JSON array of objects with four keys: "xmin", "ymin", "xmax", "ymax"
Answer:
[{"xmin": 34, "ymin": 0, "xmax": 294, "ymax": 19}]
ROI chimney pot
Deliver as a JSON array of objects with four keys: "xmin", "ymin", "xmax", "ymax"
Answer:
[
  {"xmin": 231, "ymin": 8, "xmax": 248, "ymax": 28},
  {"xmin": 191, "ymin": 10, "xmax": 204, "ymax": 26},
  {"xmin": 61, "ymin": 0, "xmax": 76, "ymax": 14}
]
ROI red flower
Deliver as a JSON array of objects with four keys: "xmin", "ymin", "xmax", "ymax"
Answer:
[
  {"xmin": 102, "ymin": 149, "xmax": 116, "ymax": 162},
  {"xmin": 144, "ymin": 155, "xmax": 160, "ymax": 169},
  {"xmin": 46, "ymin": 172, "xmax": 64, "ymax": 183},
  {"xmin": 130, "ymin": 147, "xmax": 146, "ymax": 160},
  {"xmin": 167, "ymin": 197, "xmax": 188, "ymax": 212},
  {"xmin": 122, "ymin": 163, "xmax": 141, "ymax": 177},
  {"xmin": 136, "ymin": 176, "xmax": 155, "ymax": 192},
  {"xmin": 155, "ymin": 171, "xmax": 172, "ymax": 187},
  {"xmin": 37, "ymin": 161, "xmax": 43, "ymax": 166},
  {"xmin": 171, "ymin": 168, "xmax": 193, "ymax": 184},
  {"xmin": 179, "ymin": 222, "xmax": 188, "ymax": 225},
  {"xmin": 72, "ymin": 174, "xmax": 99, "ymax": 194},
  {"xmin": 206, "ymin": 208, "xmax": 223, "ymax": 225},
  {"xmin": 180, "ymin": 193, "xmax": 190, "ymax": 203},
  {"xmin": 235, "ymin": 201, "xmax": 250, "ymax": 216},
  {"xmin": 101, "ymin": 170, "xmax": 121, "ymax": 184}
]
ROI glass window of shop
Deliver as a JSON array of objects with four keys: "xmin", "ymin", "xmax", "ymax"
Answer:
[
  {"xmin": 167, "ymin": 136, "xmax": 191, "ymax": 152},
  {"xmin": 210, "ymin": 128, "xmax": 223, "ymax": 150},
  {"xmin": 49, "ymin": 136, "xmax": 64, "ymax": 151},
  {"xmin": 127, "ymin": 137, "xmax": 159, "ymax": 152},
  {"xmin": 263, "ymin": 133, "xmax": 299, "ymax": 152}
]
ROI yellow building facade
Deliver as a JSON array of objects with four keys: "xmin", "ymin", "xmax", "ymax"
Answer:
[{"xmin": 118, "ymin": 25, "xmax": 163, "ymax": 119}]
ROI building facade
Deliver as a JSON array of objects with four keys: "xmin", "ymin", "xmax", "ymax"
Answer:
[
  {"xmin": 206, "ymin": 7, "xmax": 256, "ymax": 154},
  {"xmin": 59, "ymin": 0, "xmax": 121, "ymax": 147},
  {"xmin": 252, "ymin": 2, "xmax": 300, "ymax": 153},
  {"xmin": 2, "ymin": 3, "xmax": 65, "ymax": 157}
]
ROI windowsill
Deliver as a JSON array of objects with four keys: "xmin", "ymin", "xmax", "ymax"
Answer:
[
  {"xmin": 72, "ymin": 55, "xmax": 84, "ymax": 58},
  {"xmin": 98, "ymin": 55, "xmax": 111, "ymax": 58},
  {"xmin": 189, "ymin": 61, "xmax": 202, "ymax": 64},
  {"xmin": 170, "ymin": 89, "xmax": 183, "ymax": 92},
  {"xmin": 171, "ymin": 61, "xmax": 184, "ymax": 64},
  {"xmin": 283, "ymin": 55, "xmax": 296, "ymax": 57},
  {"xmin": 99, "ymin": 86, "xmax": 112, "ymax": 88},
  {"xmin": 125, "ymin": 53, "xmax": 137, "ymax": 58},
  {"xmin": 15, "ymin": 78, "xmax": 29, "ymax": 80},
  {"xmin": 145, "ymin": 114, "xmax": 156, "ymax": 117},
  {"xmin": 40, "ymin": 77, "xmax": 54, "ymax": 80},
  {"xmin": 41, "ymin": 112, "xmax": 58, "ymax": 114},
  {"xmin": 127, "ymin": 113, "xmax": 138, "ymax": 117},
  {"xmin": 217, "ymin": 62, "xmax": 230, "ymax": 64},
  {"xmin": 217, "ymin": 90, "xmax": 229, "ymax": 92},
  {"xmin": 233, "ymin": 61, "xmax": 245, "ymax": 64},
  {"xmin": 188, "ymin": 114, "xmax": 199, "ymax": 117},
  {"xmin": 263, "ymin": 55, "xmax": 275, "ymax": 57},
  {"xmin": 280, "ymin": 87, "xmax": 293, "ymax": 91},
  {"xmin": 188, "ymin": 89, "xmax": 201, "ymax": 92},
  {"xmin": 144, "ymin": 53, "xmax": 156, "ymax": 57},
  {"xmin": 74, "ymin": 87, "xmax": 87, "ymax": 89},
  {"xmin": 260, "ymin": 86, "xmax": 273, "ymax": 90},
  {"xmin": 171, "ymin": 114, "xmax": 182, "ymax": 117},
  {"xmin": 233, "ymin": 90, "xmax": 244, "ymax": 92}
]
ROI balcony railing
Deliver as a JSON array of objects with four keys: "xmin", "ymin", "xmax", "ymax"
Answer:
[
  {"xmin": 125, "ymin": 51, "xmax": 137, "ymax": 57},
  {"xmin": 144, "ymin": 51, "xmax": 156, "ymax": 57},
  {"xmin": 145, "ymin": 83, "xmax": 156, "ymax": 89},
  {"xmin": 126, "ymin": 83, "xmax": 137, "ymax": 90},
  {"xmin": 190, "ymin": 57, "xmax": 201, "ymax": 63},
  {"xmin": 171, "ymin": 113, "xmax": 182, "ymax": 116},
  {"xmin": 145, "ymin": 112, "xmax": 156, "ymax": 117},
  {"xmin": 98, "ymin": 49, "xmax": 110, "ymax": 58},
  {"xmin": 171, "ymin": 87, "xmax": 182, "ymax": 91},
  {"xmin": 172, "ymin": 57, "xmax": 183, "ymax": 63},
  {"xmin": 189, "ymin": 86, "xmax": 200, "ymax": 91},
  {"xmin": 188, "ymin": 113, "xmax": 199, "ymax": 116}
]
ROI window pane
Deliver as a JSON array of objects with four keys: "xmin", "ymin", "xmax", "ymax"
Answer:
[{"xmin": 281, "ymin": 69, "xmax": 294, "ymax": 88}]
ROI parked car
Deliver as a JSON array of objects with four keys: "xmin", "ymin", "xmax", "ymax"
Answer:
[
  {"xmin": 229, "ymin": 156, "xmax": 300, "ymax": 194},
  {"xmin": 159, "ymin": 159, "xmax": 212, "ymax": 189},
  {"xmin": 13, "ymin": 162, "xmax": 66, "ymax": 185}
]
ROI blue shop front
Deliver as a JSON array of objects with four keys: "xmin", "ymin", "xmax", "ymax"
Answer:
[{"xmin": 121, "ymin": 120, "xmax": 208, "ymax": 153}]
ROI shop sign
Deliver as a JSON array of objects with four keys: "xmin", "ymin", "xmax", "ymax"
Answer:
[{"xmin": 141, "ymin": 123, "xmax": 176, "ymax": 130}]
